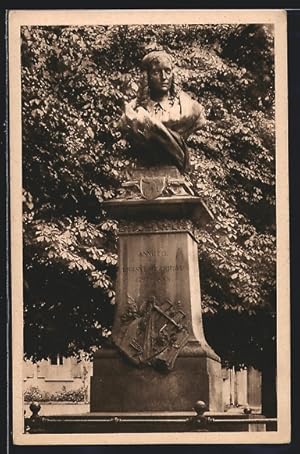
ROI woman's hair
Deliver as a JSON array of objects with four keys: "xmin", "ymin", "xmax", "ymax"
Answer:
[{"xmin": 136, "ymin": 50, "xmax": 179, "ymax": 108}]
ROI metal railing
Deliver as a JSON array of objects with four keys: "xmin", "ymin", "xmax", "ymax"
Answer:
[{"xmin": 24, "ymin": 400, "xmax": 277, "ymax": 433}]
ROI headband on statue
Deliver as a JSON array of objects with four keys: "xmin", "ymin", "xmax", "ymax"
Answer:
[{"xmin": 141, "ymin": 50, "xmax": 174, "ymax": 71}]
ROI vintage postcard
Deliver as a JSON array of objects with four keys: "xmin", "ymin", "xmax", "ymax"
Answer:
[{"xmin": 9, "ymin": 9, "xmax": 289, "ymax": 445}]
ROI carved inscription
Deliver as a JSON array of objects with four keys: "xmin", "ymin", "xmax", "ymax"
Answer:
[
  {"xmin": 123, "ymin": 265, "xmax": 184, "ymax": 273},
  {"xmin": 122, "ymin": 248, "xmax": 184, "ymax": 283},
  {"xmin": 138, "ymin": 249, "xmax": 168, "ymax": 257}
]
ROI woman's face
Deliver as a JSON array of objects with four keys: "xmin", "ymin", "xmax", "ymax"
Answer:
[{"xmin": 148, "ymin": 58, "xmax": 173, "ymax": 97}]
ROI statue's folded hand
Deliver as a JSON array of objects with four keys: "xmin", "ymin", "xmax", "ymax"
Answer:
[
  {"xmin": 124, "ymin": 102, "xmax": 137, "ymax": 120},
  {"xmin": 125, "ymin": 106, "xmax": 163, "ymax": 138}
]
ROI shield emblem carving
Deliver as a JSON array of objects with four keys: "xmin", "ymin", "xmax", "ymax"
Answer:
[
  {"xmin": 140, "ymin": 177, "xmax": 166, "ymax": 200},
  {"xmin": 113, "ymin": 296, "xmax": 189, "ymax": 371}
]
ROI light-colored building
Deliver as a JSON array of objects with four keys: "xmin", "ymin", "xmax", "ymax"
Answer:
[
  {"xmin": 222, "ymin": 366, "xmax": 262, "ymax": 412},
  {"xmin": 23, "ymin": 355, "xmax": 92, "ymax": 402}
]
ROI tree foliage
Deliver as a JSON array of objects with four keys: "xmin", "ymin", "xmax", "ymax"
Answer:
[{"xmin": 22, "ymin": 24, "xmax": 276, "ymax": 367}]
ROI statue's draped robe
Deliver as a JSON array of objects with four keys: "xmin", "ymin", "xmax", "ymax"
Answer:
[{"xmin": 121, "ymin": 91, "xmax": 206, "ymax": 172}]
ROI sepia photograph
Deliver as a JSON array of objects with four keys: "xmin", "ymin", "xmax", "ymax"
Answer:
[{"xmin": 9, "ymin": 9, "xmax": 289, "ymax": 445}]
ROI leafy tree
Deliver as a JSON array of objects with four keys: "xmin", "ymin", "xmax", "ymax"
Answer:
[{"xmin": 22, "ymin": 24, "xmax": 276, "ymax": 371}]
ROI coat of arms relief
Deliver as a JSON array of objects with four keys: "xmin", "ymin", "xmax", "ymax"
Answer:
[{"xmin": 113, "ymin": 296, "xmax": 189, "ymax": 371}]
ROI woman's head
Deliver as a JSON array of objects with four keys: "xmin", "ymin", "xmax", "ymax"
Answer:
[
  {"xmin": 141, "ymin": 50, "xmax": 173, "ymax": 72},
  {"xmin": 137, "ymin": 50, "xmax": 178, "ymax": 105}
]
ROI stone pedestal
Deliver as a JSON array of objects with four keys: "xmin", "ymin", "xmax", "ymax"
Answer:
[{"xmin": 91, "ymin": 167, "xmax": 223, "ymax": 413}]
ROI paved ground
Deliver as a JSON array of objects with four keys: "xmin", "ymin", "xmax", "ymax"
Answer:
[
  {"xmin": 24, "ymin": 403, "xmax": 90, "ymax": 416},
  {"xmin": 24, "ymin": 403, "xmax": 262, "ymax": 417},
  {"xmin": 225, "ymin": 405, "xmax": 262, "ymax": 414}
]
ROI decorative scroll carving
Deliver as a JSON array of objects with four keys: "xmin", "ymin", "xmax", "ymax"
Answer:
[
  {"xmin": 118, "ymin": 218, "xmax": 196, "ymax": 235},
  {"xmin": 118, "ymin": 167, "xmax": 195, "ymax": 200}
]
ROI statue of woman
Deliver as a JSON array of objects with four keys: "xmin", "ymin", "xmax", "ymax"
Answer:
[{"xmin": 120, "ymin": 50, "xmax": 206, "ymax": 172}]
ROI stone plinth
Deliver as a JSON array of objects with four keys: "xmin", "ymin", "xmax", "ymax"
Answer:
[
  {"xmin": 91, "ymin": 167, "xmax": 223, "ymax": 413},
  {"xmin": 91, "ymin": 347, "xmax": 221, "ymax": 412}
]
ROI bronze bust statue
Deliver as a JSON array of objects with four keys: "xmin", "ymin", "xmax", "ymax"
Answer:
[{"xmin": 120, "ymin": 50, "xmax": 206, "ymax": 172}]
